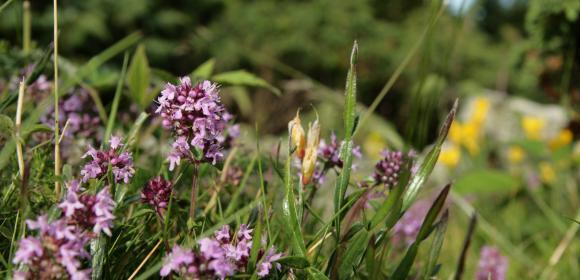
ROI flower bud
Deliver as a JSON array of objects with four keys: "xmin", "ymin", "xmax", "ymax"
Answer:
[
  {"xmin": 302, "ymin": 119, "xmax": 320, "ymax": 185},
  {"xmin": 288, "ymin": 111, "xmax": 306, "ymax": 158}
]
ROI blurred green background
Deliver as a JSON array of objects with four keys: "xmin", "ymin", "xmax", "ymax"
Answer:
[
  {"xmin": 0, "ymin": 0, "xmax": 579, "ymax": 279},
  {"xmin": 2, "ymin": 0, "xmax": 577, "ymax": 147}
]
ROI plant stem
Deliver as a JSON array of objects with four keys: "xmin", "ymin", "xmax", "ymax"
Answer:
[
  {"xmin": 53, "ymin": 0, "xmax": 61, "ymax": 198},
  {"xmin": 22, "ymin": 1, "xmax": 30, "ymax": 55},
  {"xmin": 15, "ymin": 81, "xmax": 25, "ymax": 179},
  {"xmin": 189, "ymin": 163, "xmax": 199, "ymax": 219}
]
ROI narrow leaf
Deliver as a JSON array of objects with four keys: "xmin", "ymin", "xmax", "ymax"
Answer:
[
  {"xmin": 338, "ymin": 228, "xmax": 369, "ymax": 279},
  {"xmin": 191, "ymin": 58, "xmax": 215, "ymax": 79},
  {"xmin": 422, "ymin": 210, "xmax": 449, "ymax": 280},
  {"xmin": 307, "ymin": 267, "xmax": 330, "ymax": 280},
  {"xmin": 127, "ymin": 44, "xmax": 152, "ymax": 109},
  {"xmin": 334, "ymin": 41, "xmax": 358, "ymax": 239},
  {"xmin": 213, "ymin": 70, "xmax": 281, "ymax": 96},
  {"xmin": 277, "ymin": 256, "xmax": 310, "ymax": 269},
  {"xmin": 402, "ymin": 99, "xmax": 457, "ymax": 211},
  {"xmin": 282, "ymin": 147, "xmax": 307, "ymax": 255}
]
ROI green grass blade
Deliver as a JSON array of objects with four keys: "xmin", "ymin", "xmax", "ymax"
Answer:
[
  {"xmin": 402, "ymin": 99, "xmax": 457, "ymax": 211},
  {"xmin": 0, "ymin": 0, "xmax": 14, "ymax": 13},
  {"xmin": 104, "ymin": 52, "xmax": 129, "ymax": 142},
  {"xmin": 391, "ymin": 184, "xmax": 451, "ymax": 279},
  {"xmin": 422, "ymin": 210, "xmax": 449, "ymax": 280},
  {"xmin": 62, "ymin": 32, "xmax": 142, "ymax": 92},
  {"xmin": 333, "ymin": 41, "xmax": 358, "ymax": 239},
  {"xmin": 224, "ymin": 154, "xmax": 257, "ymax": 216},
  {"xmin": 338, "ymin": 229, "xmax": 370, "ymax": 279},
  {"xmin": 282, "ymin": 140, "xmax": 306, "ymax": 256}
]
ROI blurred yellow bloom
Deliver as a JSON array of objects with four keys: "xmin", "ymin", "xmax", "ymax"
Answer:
[
  {"xmin": 449, "ymin": 122, "xmax": 463, "ymax": 144},
  {"xmin": 548, "ymin": 129, "xmax": 573, "ymax": 150},
  {"xmin": 462, "ymin": 122, "xmax": 480, "ymax": 155},
  {"xmin": 471, "ymin": 97, "xmax": 490, "ymax": 125},
  {"xmin": 439, "ymin": 145, "xmax": 461, "ymax": 167},
  {"xmin": 363, "ymin": 132, "xmax": 386, "ymax": 161},
  {"xmin": 539, "ymin": 162, "xmax": 556, "ymax": 184},
  {"xmin": 507, "ymin": 146, "xmax": 525, "ymax": 163},
  {"xmin": 521, "ymin": 116, "xmax": 545, "ymax": 140},
  {"xmin": 448, "ymin": 120, "xmax": 482, "ymax": 155}
]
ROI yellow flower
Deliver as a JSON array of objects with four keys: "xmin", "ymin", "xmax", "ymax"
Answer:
[
  {"xmin": 539, "ymin": 161, "xmax": 556, "ymax": 184},
  {"xmin": 302, "ymin": 119, "xmax": 320, "ymax": 185},
  {"xmin": 549, "ymin": 129, "xmax": 573, "ymax": 150},
  {"xmin": 471, "ymin": 97, "xmax": 490, "ymax": 125},
  {"xmin": 521, "ymin": 116, "xmax": 545, "ymax": 140},
  {"xmin": 363, "ymin": 132, "xmax": 386, "ymax": 161},
  {"xmin": 449, "ymin": 122, "xmax": 463, "ymax": 145},
  {"xmin": 507, "ymin": 146, "xmax": 525, "ymax": 163},
  {"xmin": 439, "ymin": 145, "xmax": 461, "ymax": 167},
  {"xmin": 462, "ymin": 122, "xmax": 480, "ymax": 155},
  {"xmin": 288, "ymin": 111, "xmax": 306, "ymax": 158}
]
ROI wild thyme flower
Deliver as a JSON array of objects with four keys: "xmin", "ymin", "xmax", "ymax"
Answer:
[
  {"xmin": 13, "ymin": 216, "xmax": 91, "ymax": 280},
  {"xmin": 59, "ymin": 181, "xmax": 116, "ymax": 236},
  {"xmin": 141, "ymin": 177, "xmax": 173, "ymax": 214},
  {"xmin": 160, "ymin": 224, "xmax": 283, "ymax": 279},
  {"xmin": 155, "ymin": 77, "xmax": 229, "ymax": 168},
  {"xmin": 476, "ymin": 246, "xmax": 508, "ymax": 280},
  {"xmin": 391, "ymin": 200, "xmax": 430, "ymax": 246},
  {"xmin": 41, "ymin": 89, "xmax": 101, "ymax": 139},
  {"xmin": 373, "ymin": 150, "xmax": 405, "ymax": 189},
  {"xmin": 256, "ymin": 247, "xmax": 283, "ymax": 277},
  {"xmin": 80, "ymin": 136, "xmax": 134, "ymax": 184}
]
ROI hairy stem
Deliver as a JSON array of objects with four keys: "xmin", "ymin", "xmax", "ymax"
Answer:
[{"xmin": 189, "ymin": 163, "xmax": 199, "ymax": 219}]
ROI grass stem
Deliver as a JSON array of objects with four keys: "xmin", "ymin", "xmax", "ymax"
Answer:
[
  {"xmin": 15, "ymin": 81, "xmax": 25, "ymax": 179},
  {"xmin": 53, "ymin": 0, "xmax": 61, "ymax": 198}
]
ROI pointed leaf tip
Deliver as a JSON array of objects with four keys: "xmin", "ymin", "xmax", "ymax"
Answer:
[
  {"xmin": 439, "ymin": 99, "xmax": 459, "ymax": 141},
  {"xmin": 350, "ymin": 41, "xmax": 358, "ymax": 66}
]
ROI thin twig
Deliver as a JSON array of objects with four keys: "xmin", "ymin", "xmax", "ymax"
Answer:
[
  {"xmin": 53, "ymin": 0, "xmax": 62, "ymax": 198},
  {"xmin": 189, "ymin": 163, "xmax": 199, "ymax": 219},
  {"xmin": 15, "ymin": 81, "xmax": 25, "ymax": 179},
  {"xmin": 127, "ymin": 239, "xmax": 163, "ymax": 280}
]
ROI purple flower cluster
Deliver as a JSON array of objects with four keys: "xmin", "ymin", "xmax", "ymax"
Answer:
[
  {"xmin": 373, "ymin": 150, "xmax": 405, "ymax": 189},
  {"xmin": 141, "ymin": 177, "xmax": 173, "ymax": 214},
  {"xmin": 40, "ymin": 89, "xmax": 101, "ymax": 139},
  {"xmin": 318, "ymin": 132, "xmax": 362, "ymax": 169},
  {"xmin": 80, "ymin": 136, "xmax": 134, "ymax": 184},
  {"xmin": 476, "ymin": 246, "xmax": 508, "ymax": 280},
  {"xmin": 391, "ymin": 200, "xmax": 430, "ymax": 246},
  {"xmin": 161, "ymin": 224, "xmax": 282, "ymax": 279},
  {"xmin": 13, "ymin": 216, "xmax": 91, "ymax": 280},
  {"xmin": 295, "ymin": 132, "xmax": 362, "ymax": 185},
  {"xmin": 59, "ymin": 181, "xmax": 116, "ymax": 236},
  {"xmin": 156, "ymin": 78, "xmax": 230, "ymax": 169}
]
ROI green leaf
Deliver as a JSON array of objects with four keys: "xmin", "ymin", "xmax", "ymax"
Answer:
[
  {"xmin": 281, "ymin": 145, "xmax": 307, "ymax": 256},
  {"xmin": 191, "ymin": 58, "xmax": 215, "ymax": 79},
  {"xmin": 422, "ymin": 210, "xmax": 448, "ymax": 280},
  {"xmin": 0, "ymin": 114, "xmax": 14, "ymax": 137},
  {"xmin": 402, "ymin": 99, "xmax": 457, "ymax": 211},
  {"xmin": 338, "ymin": 229, "xmax": 370, "ymax": 279},
  {"xmin": 277, "ymin": 256, "xmax": 310, "ymax": 269},
  {"xmin": 104, "ymin": 52, "xmax": 130, "ymax": 142},
  {"xmin": 248, "ymin": 212, "xmax": 263, "ymax": 271},
  {"xmin": 127, "ymin": 44, "xmax": 152, "ymax": 110},
  {"xmin": 307, "ymin": 267, "xmax": 330, "ymax": 280},
  {"xmin": 21, "ymin": 124, "xmax": 52, "ymax": 139},
  {"xmin": 369, "ymin": 161, "xmax": 412, "ymax": 231},
  {"xmin": 213, "ymin": 70, "xmax": 281, "ymax": 96},
  {"xmin": 392, "ymin": 184, "xmax": 451, "ymax": 279},
  {"xmin": 455, "ymin": 169, "xmax": 519, "ymax": 194},
  {"xmin": 334, "ymin": 41, "xmax": 358, "ymax": 239}
]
